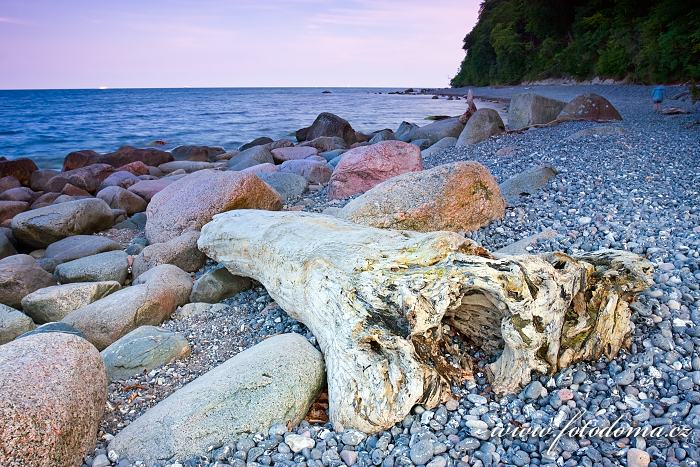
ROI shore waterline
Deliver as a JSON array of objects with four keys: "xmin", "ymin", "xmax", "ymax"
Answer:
[{"xmin": 0, "ymin": 87, "xmax": 478, "ymax": 168}]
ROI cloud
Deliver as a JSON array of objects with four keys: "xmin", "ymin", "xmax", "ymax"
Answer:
[{"xmin": 0, "ymin": 16, "xmax": 27, "ymax": 25}]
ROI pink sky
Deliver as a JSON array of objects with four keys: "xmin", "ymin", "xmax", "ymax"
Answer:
[{"xmin": 0, "ymin": 0, "xmax": 480, "ymax": 89}]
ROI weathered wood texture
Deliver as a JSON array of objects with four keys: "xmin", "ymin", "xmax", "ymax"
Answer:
[{"xmin": 198, "ymin": 210, "xmax": 652, "ymax": 433}]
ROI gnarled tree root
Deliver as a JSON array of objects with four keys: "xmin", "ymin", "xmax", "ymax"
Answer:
[{"xmin": 198, "ymin": 210, "xmax": 652, "ymax": 433}]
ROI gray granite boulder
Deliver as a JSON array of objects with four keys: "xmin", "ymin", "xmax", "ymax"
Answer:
[
  {"xmin": 0, "ymin": 304, "xmax": 36, "ymax": 345},
  {"xmin": 21, "ymin": 281, "xmax": 121, "ymax": 324},
  {"xmin": 260, "ymin": 172, "xmax": 309, "ymax": 202},
  {"xmin": 132, "ymin": 231, "xmax": 206, "ymax": 278},
  {"xmin": 190, "ymin": 265, "xmax": 252, "ymax": 303},
  {"xmin": 405, "ymin": 117, "xmax": 464, "ymax": 145},
  {"xmin": 108, "ymin": 333, "xmax": 324, "ymax": 464},
  {"xmin": 11, "ymin": 198, "xmax": 115, "ymax": 248},
  {"xmin": 101, "ymin": 325, "xmax": 191, "ymax": 381},
  {"xmin": 54, "ymin": 250, "xmax": 129, "ymax": 285},
  {"xmin": 40, "ymin": 235, "xmax": 121, "ymax": 272},
  {"xmin": 507, "ymin": 93, "xmax": 566, "ymax": 130},
  {"xmin": 499, "ymin": 165, "xmax": 558, "ymax": 205},
  {"xmin": 62, "ymin": 264, "xmax": 192, "ymax": 350},
  {"xmin": 457, "ymin": 108, "xmax": 505, "ymax": 145},
  {"xmin": 227, "ymin": 145, "xmax": 275, "ymax": 171}
]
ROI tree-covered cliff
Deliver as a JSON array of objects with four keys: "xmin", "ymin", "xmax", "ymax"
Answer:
[{"xmin": 451, "ymin": 0, "xmax": 700, "ymax": 86}]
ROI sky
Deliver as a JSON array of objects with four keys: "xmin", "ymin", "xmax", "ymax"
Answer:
[{"xmin": 0, "ymin": 0, "xmax": 480, "ymax": 90}]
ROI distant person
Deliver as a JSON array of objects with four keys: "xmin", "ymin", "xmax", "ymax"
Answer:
[{"xmin": 652, "ymin": 85, "xmax": 665, "ymax": 112}]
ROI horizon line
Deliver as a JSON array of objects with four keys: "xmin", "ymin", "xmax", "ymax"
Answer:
[{"xmin": 0, "ymin": 85, "xmax": 447, "ymax": 92}]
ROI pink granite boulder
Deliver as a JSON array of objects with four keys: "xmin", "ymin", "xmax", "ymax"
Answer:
[{"xmin": 328, "ymin": 141, "xmax": 423, "ymax": 199}]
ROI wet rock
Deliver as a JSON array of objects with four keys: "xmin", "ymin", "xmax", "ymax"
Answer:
[{"xmin": 0, "ymin": 158, "xmax": 38, "ymax": 185}]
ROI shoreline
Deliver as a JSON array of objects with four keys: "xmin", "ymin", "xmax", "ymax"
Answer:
[{"xmin": 1, "ymin": 84, "xmax": 699, "ymax": 467}]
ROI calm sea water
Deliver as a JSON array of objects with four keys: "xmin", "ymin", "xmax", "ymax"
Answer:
[{"xmin": 0, "ymin": 87, "xmax": 473, "ymax": 168}]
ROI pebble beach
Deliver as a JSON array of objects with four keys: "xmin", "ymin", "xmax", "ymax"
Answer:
[{"xmin": 1, "ymin": 84, "xmax": 699, "ymax": 467}]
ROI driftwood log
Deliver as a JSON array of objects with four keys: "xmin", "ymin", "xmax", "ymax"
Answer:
[{"xmin": 198, "ymin": 210, "xmax": 652, "ymax": 433}]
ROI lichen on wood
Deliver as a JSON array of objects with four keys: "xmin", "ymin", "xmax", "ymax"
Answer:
[{"xmin": 198, "ymin": 210, "xmax": 652, "ymax": 433}]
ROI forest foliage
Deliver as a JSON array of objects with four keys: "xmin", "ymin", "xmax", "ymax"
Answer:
[{"xmin": 450, "ymin": 0, "xmax": 700, "ymax": 86}]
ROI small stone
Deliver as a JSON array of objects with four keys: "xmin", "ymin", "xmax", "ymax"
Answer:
[
  {"xmin": 409, "ymin": 438, "xmax": 434, "ymax": 465},
  {"xmin": 341, "ymin": 429, "xmax": 366, "ymax": 446},
  {"xmin": 339, "ymin": 449, "xmax": 358, "ymax": 466},
  {"xmin": 615, "ymin": 368, "xmax": 635, "ymax": 386},
  {"xmin": 627, "ymin": 448, "xmax": 650, "ymax": 467},
  {"xmin": 92, "ymin": 454, "xmax": 110, "ymax": 467},
  {"xmin": 285, "ymin": 433, "xmax": 315, "ymax": 453}
]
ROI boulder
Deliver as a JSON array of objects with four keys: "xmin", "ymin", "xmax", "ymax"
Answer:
[
  {"xmin": 499, "ymin": 165, "xmax": 558, "ymax": 205},
  {"xmin": 170, "ymin": 145, "xmax": 225, "ymax": 162},
  {"xmin": 173, "ymin": 302, "xmax": 226, "ymax": 320},
  {"xmin": 0, "ymin": 175, "xmax": 21, "ymax": 192},
  {"xmin": 190, "ymin": 265, "xmax": 253, "ymax": 303},
  {"xmin": 457, "ymin": 108, "xmax": 505, "ymax": 145},
  {"xmin": 158, "ymin": 161, "xmax": 216, "ymax": 173},
  {"xmin": 54, "ymin": 250, "xmax": 129, "ymax": 285},
  {"xmin": 278, "ymin": 159, "xmax": 333, "ymax": 184},
  {"xmin": 100, "ymin": 146, "xmax": 173, "ymax": 168},
  {"xmin": 239, "ymin": 136, "xmax": 273, "ymax": 151},
  {"xmin": 0, "ymin": 333, "xmax": 106, "ymax": 467},
  {"xmin": 0, "ymin": 200, "xmax": 29, "ymax": 223},
  {"xmin": 271, "ymin": 146, "xmax": 319, "ymax": 163},
  {"xmin": 11, "ymin": 198, "xmax": 115, "ymax": 248},
  {"xmin": 18, "ymin": 321, "xmax": 86, "ymax": 339},
  {"xmin": 320, "ymin": 149, "xmax": 346, "ymax": 162},
  {"xmin": 63, "ymin": 149, "xmax": 100, "ymax": 171},
  {"xmin": 0, "ymin": 254, "xmax": 56, "ymax": 308},
  {"xmin": 98, "ymin": 170, "xmax": 140, "ymax": 190},
  {"xmin": 29, "ymin": 169, "xmax": 60, "ymax": 191},
  {"xmin": 0, "ymin": 186, "xmax": 39, "ymax": 203},
  {"xmin": 557, "ymin": 93, "xmax": 622, "ymax": 122},
  {"xmin": 406, "ymin": 117, "xmax": 464, "ymax": 145},
  {"xmin": 240, "ymin": 163, "xmax": 278, "ymax": 175},
  {"xmin": 507, "ymin": 93, "xmax": 566, "ymax": 130},
  {"xmin": 108, "ymin": 333, "xmax": 324, "ymax": 464},
  {"xmin": 145, "ymin": 169, "xmax": 282, "ymax": 244},
  {"xmin": 369, "ymin": 129, "xmax": 395, "ymax": 144},
  {"xmin": 63, "ymin": 264, "xmax": 192, "ymax": 350},
  {"xmin": 227, "ymin": 145, "xmax": 275, "ymax": 171},
  {"xmin": 60, "ymin": 183, "xmax": 91, "ymax": 197},
  {"xmin": 46, "ymin": 163, "xmax": 115, "ymax": 193},
  {"xmin": 21, "ymin": 281, "xmax": 121, "ymax": 324},
  {"xmin": 0, "ymin": 231, "xmax": 16, "ymax": 259},
  {"xmin": 101, "ymin": 326, "xmax": 191, "ymax": 381},
  {"xmin": 328, "ymin": 141, "xmax": 423, "ymax": 199},
  {"xmin": 410, "ymin": 138, "xmax": 432, "ymax": 150},
  {"xmin": 0, "ymin": 304, "xmax": 35, "ymax": 344},
  {"xmin": 96, "ymin": 186, "xmax": 147, "ymax": 215},
  {"xmin": 260, "ymin": 172, "xmax": 308, "ymax": 202},
  {"xmin": 296, "ymin": 112, "xmax": 357, "ymax": 145},
  {"xmin": 117, "ymin": 161, "xmax": 151, "ymax": 176},
  {"xmin": 30, "ymin": 192, "xmax": 61, "ymax": 209},
  {"xmin": 40, "ymin": 235, "xmax": 121, "ymax": 272},
  {"xmin": 394, "ymin": 121, "xmax": 419, "ymax": 142},
  {"xmin": 127, "ymin": 178, "xmax": 174, "ymax": 201},
  {"xmin": 132, "ymin": 231, "xmax": 206, "ymax": 278},
  {"xmin": 299, "ymin": 136, "xmax": 348, "ymax": 152},
  {"xmin": 421, "ymin": 136, "xmax": 457, "ymax": 158},
  {"xmin": 0, "ymin": 158, "xmax": 38, "ymax": 185},
  {"xmin": 338, "ymin": 161, "xmax": 505, "ymax": 232}
]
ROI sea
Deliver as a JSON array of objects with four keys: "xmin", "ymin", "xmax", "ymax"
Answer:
[{"xmin": 0, "ymin": 87, "xmax": 475, "ymax": 168}]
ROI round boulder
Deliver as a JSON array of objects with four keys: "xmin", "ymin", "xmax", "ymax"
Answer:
[
  {"xmin": 557, "ymin": 93, "xmax": 622, "ymax": 122},
  {"xmin": 328, "ymin": 141, "xmax": 423, "ymax": 199},
  {"xmin": 0, "ymin": 332, "xmax": 107, "ymax": 467}
]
